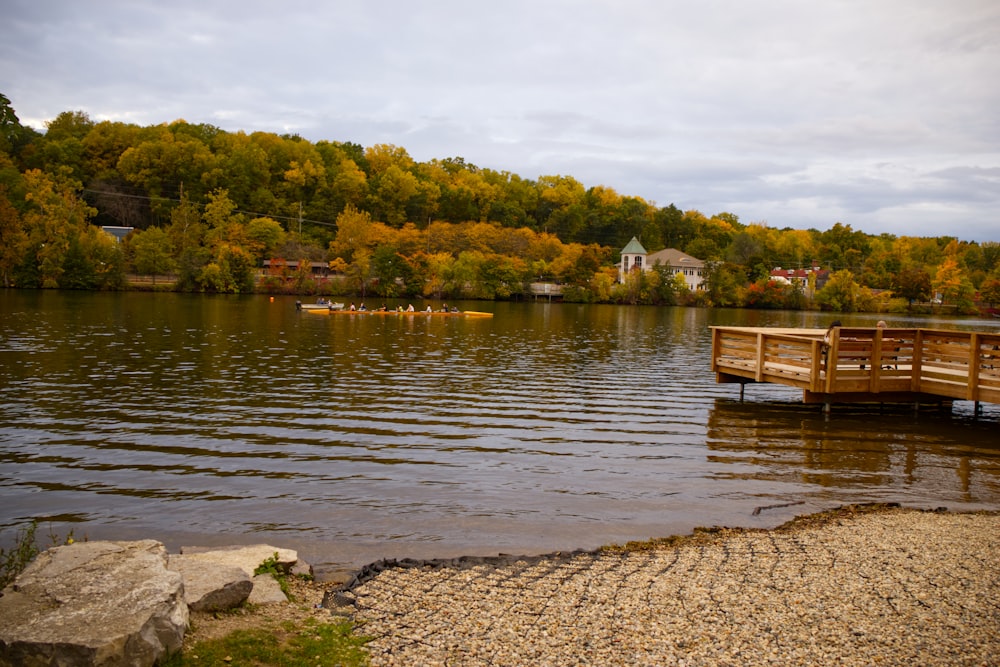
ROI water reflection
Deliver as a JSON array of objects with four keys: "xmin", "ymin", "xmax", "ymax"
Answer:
[
  {"xmin": 1, "ymin": 291, "xmax": 998, "ymax": 573},
  {"xmin": 706, "ymin": 399, "xmax": 1000, "ymax": 503}
]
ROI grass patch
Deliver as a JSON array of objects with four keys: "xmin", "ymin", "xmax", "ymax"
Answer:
[
  {"xmin": 162, "ymin": 617, "xmax": 370, "ymax": 666},
  {"xmin": 1, "ymin": 521, "xmax": 76, "ymax": 589}
]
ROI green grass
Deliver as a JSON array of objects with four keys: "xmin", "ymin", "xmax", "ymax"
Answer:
[
  {"xmin": 1, "ymin": 520, "xmax": 76, "ymax": 589},
  {"xmin": 162, "ymin": 617, "xmax": 370, "ymax": 666}
]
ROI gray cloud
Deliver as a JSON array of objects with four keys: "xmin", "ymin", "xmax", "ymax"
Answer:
[{"xmin": 3, "ymin": 0, "xmax": 999, "ymax": 241}]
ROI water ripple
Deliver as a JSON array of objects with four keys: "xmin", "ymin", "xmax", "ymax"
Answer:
[{"xmin": 2, "ymin": 293, "xmax": 999, "ymax": 572}]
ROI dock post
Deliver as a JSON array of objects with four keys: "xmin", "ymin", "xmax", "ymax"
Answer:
[{"xmin": 739, "ymin": 382, "xmax": 745, "ymax": 402}]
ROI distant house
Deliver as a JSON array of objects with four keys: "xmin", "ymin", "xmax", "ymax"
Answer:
[
  {"xmin": 619, "ymin": 237, "xmax": 705, "ymax": 290},
  {"xmin": 261, "ymin": 258, "xmax": 333, "ymax": 278},
  {"xmin": 101, "ymin": 226, "xmax": 134, "ymax": 243},
  {"xmin": 769, "ymin": 264, "xmax": 830, "ymax": 296}
]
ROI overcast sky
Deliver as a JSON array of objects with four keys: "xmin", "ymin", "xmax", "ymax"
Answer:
[{"xmin": 4, "ymin": 0, "xmax": 999, "ymax": 241}]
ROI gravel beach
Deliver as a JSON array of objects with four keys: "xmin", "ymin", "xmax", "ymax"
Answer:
[{"xmin": 350, "ymin": 506, "xmax": 999, "ymax": 666}]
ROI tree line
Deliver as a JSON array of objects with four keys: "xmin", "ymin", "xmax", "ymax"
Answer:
[{"xmin": 1, "ymin": 93, "xmax": 998, "ymax": 312}]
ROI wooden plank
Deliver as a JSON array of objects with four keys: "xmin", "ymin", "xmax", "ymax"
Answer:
[{"xmin": 968, "ymin": 332, "xmax": 981, "ymax": 402}]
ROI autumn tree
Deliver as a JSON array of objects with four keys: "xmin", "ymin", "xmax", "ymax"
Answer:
[
  {"xmin": 933, "ymin": 257, "xmax": 975, "ymax": 310},
  {"xmin": 980, "ymin": 276, "xmax": 1000, "ymax": 307},
  {"xmin": 130, "ymin": 226, "xmax": 175, "ymax": 283},
  {"xmin": 16, "ymin": 168, "xmax": 96, "ymax": 288},
  {"xmin": 893, "ymin": 266, "xmax": 932, "ymax": 304},
  {"xmin": 816, "ymin": 269, "xmax": 860, "ymax": 312},
  {"xmin": 0, "ymin": 184, "xmax": 26, "ymax": 286}
]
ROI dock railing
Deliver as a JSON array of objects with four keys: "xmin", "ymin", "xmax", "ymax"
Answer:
[{"xmin": 711, "ymin": 326, "xmax": 1000, "ymax": 406}]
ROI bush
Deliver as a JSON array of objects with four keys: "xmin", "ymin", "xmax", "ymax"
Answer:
[{"xmin": 0, "ymin": 521, "xmax": 40, "ymax": 589}]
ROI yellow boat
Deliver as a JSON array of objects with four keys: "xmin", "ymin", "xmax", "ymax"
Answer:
[{"xmin": 331, "ymin": 308, "xmax": 493, "ymax": 318}]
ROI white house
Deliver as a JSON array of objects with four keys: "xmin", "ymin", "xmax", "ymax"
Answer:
[{"xmin": 619, "ymin": 237, "xmax": 705, "ymax": 291}]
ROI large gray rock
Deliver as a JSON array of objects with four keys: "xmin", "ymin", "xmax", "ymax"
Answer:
[
  {"xmin": 178, "ymin": 544, "xmax": 297, "ymax": 577},
  {"xmin": 167, "ymin": 555, "xmax": 253, "ymax": 612},
  {"xmin": 0, "ymin": 540, "xmax": 188, "ymax": 667}
]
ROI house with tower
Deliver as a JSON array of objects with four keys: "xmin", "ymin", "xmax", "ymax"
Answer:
[{"xmin": 619, "ymin": 237, "xmax": 706, "ymax": 291}]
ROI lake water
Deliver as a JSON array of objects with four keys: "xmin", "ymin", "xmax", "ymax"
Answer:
[{"xmin": 2, "ymin": 290, "xmax": 999, "ymax": 576}]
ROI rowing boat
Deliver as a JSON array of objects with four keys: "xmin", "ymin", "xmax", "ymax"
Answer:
[
  {"xmin": 331, "ymin": 309, "xmax": 493, "ymax": 318},
  {"xmin": 296, "ymin": 300, "xmax": 345, "ymax": 312}
]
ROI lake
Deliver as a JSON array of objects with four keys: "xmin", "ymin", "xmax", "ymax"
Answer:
[{"xmin": 2, "ymin": 290, "xmax": 999, "ymax": 576}]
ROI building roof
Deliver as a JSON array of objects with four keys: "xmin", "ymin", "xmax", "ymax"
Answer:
[
  {"xmin": 620, "ymin": 237, "xmax": 647, "ymax": 255},
  {"xmin": 101, "ymin": 226, "xmax": 134, "ymax": 242},
  {"xmin": 646, "ymin": 247, "xmax": 704, "ymax": 268},
  {"xmin": 770, "ymin": 267, "xmax": 829, "ymax": 279}
]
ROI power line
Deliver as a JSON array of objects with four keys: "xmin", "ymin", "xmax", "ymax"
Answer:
[{"xmin": 81, "ymin": 188, "xmax": 339, "ymax": 228}]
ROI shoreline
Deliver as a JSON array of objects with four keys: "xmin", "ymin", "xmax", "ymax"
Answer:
[{"xmin": 344, "ymin": 504, "xmax": 1000, "ymax": 666}]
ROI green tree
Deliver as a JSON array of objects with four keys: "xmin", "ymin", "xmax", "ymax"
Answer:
[
  {"xmin": 245, "ymin": 217, "xmax": 286, "ymax": 262},
  {"xmin": 166, "ymin": 192, "xmax": 204, "ymax": 255},
  {"xmin": 816, "ymin": 269, "xmax": 860, "ymax": 312},
  {"xmin": 130, "ymin": 226, "xmax": 176, "ymax": 283},
  {"xmin": 701, "ymin": 261, "xmax": 746, "ymax": 307},
  {"xmin": 0, "ymin": 93, "xmax": 20, "ymax": 153},
  {"xmin": 371, "ymin": 245, "xmax": 403, "ymax": 298}
]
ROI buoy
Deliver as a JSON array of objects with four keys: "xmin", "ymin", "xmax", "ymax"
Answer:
[{"xmin": 270, "ymin": 296, "xmax": 274, "ymax": 302}]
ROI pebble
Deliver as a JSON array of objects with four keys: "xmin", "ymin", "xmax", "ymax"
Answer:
[{"xmin": 350, "ymin": 508, "xmax": 999, "ymax": 666}]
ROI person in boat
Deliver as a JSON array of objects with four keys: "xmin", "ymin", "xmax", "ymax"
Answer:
[
  {"xmin": 425, "ymin": 305, "xmax": 432, "ymax": 313},
  {"xmin": 349, "ymin": 302, "xmax": 356, "ymax": 311},
  {"xmin": 450, "ymin": 306, "xmax": 459, "ymax": 312},
  {"xmin": 359, "ymin": 302, "xmax": 367, "ymax": 311},
  {"xmin": 441, "ymin": 303, "xmax": 449, "ymax": 312},
  {"xmin": 406, "ymin": 303, "xmax": 415, "ymax": 312}
]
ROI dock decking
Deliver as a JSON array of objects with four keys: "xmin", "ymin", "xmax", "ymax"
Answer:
[{"xmin": 711, "ymin": 326, "xmax": 1000, "ymax": 409}]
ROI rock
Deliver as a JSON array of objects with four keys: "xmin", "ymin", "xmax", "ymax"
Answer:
[
  {"xmin": 167, "ymin": 555, "xmax": 253, "ymax": 612},
  {"xmin": 0, "ymin": 540, "xmax": 188, "ymax": 667},
  {"xmin": 247, "ymin": 574, "xmax": 288, "ymax": 605},
  {"xmin": 290, "ymin": 558, "xmax": 314, "ymax": 579},
  {"xmin": 178, "ymin": 544, "xmax": 298, "ymax": 577}
]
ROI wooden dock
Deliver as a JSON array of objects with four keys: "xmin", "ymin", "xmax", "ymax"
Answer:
[{"xmin": 711, "ymin": 326, "xmax": 1000, "ymax": 410}]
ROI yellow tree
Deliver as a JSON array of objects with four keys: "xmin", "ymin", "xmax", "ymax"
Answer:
[
  {"xmin": 329, "ymin": 205, "xmax": 376, "ymax": 260},
  {"xmin": 368, "ymin": 164, "xmax": 420, "ymax": 225},
  {"xmin": 774, "ymin": 229, "xmax": 817, "ymax": 268},
  {"xmin": 364, "ymin": 143, "xmax": 414, "ymax": 175},
  {"xmin": 933, "ymin": 257, "xmax": 975, "ymax": 308},
  {"xmin": 422, "ymin": 251, "xmax": 454, "ymax": 298},
  {"xmin": 331, "ymin": 158, "xmax": 368, "ymax": 209},
  {"xmin": 536, "ymin": 174, "xmax": 585, "ymax": 238},
  {"xmin": 20, "ymin": 168, "xmax": 95, "ymax": 287},
  {"xmin": 202, "ymin": 189, "xmax": 246, "ymax": 250}
]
